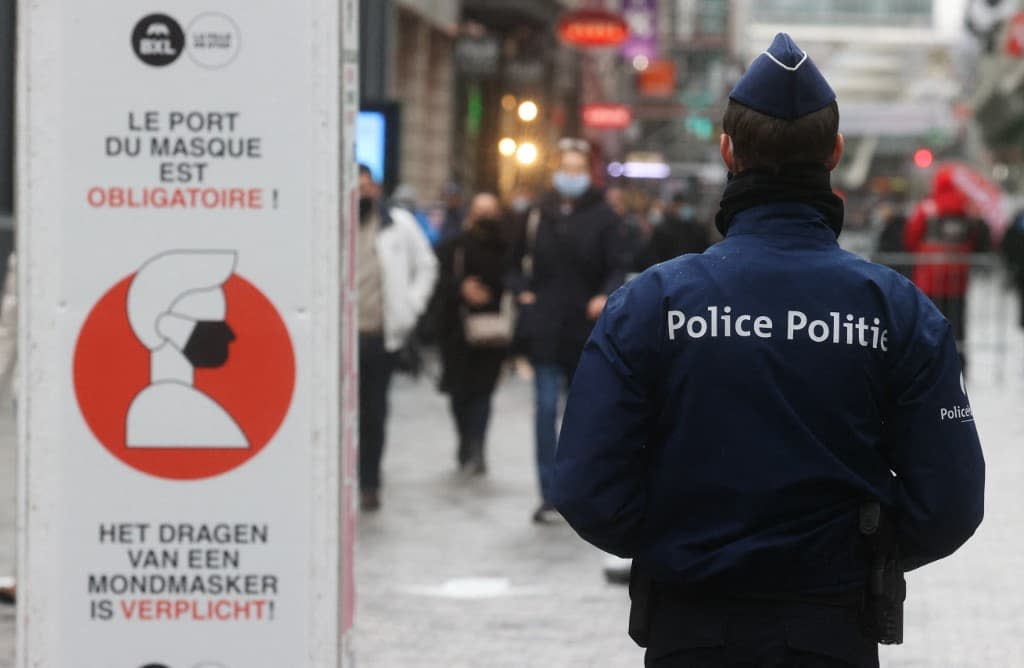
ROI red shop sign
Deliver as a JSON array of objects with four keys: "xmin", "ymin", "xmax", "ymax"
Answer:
[
  {"xmin": 582, "ymin": 103, "xmax": 633, "ymax": 130},
  {"xmin": 558, "ymin": 9, "xmax": 629, "ymax": 48}
]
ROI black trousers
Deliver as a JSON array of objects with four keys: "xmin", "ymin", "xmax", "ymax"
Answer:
[
  {"xmin": 358, "ymin": 334, "xmax": 396, "ymax": 492},
  {"xmin": 450, "ymin": 390, "xmax": 493, "ymax": 465},
  {"xmin": 645, "ymin": 595, "xmax": 879, "ymax": 668}
]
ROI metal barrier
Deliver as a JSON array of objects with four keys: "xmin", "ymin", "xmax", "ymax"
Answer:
[{"xmin": 870, "ymin": 252, "xmax": 1013, "ymax": 384}]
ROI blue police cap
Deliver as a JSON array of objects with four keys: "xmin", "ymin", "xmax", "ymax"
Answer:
[{"xmin": 729, "ymin": 33, "xmax": 836, "ymax": 120}]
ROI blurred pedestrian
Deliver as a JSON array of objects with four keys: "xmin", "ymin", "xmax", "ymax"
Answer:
[
  {"xmin": 1002, "ymin": 212, "xmax": 1024, "ymax": 329},
  {"xmin": 439, "ymin": 181, "xmax": 466, "ymax": 242},
  {"xmin": 646, "ymin": 198, "xmax": 666, "ymax": 227},
  {"xmin": 904, "ymin": 169, "xmax": 990, "ymax": 369},
  {"xmin": 392, "ymin": 183, "xmax": 440, "ymax": 246},
  {"xmin": 0, "ymin": 255, "xmax": 15, "ymax": 606},
  {"xmin": 608, "ymin": 187, "xmax": 648, "ymax": 275},
  {"xmin": 554, "ymin": 34, "xmax": 983, "ymax": 667},
  {"xmin": 356, "ymin": 165, "xmax": 439, "ymax": 511},
  {"xmin": 605, "ymin": 185, "xmax": 628, "ymax": 218},
  {"xmin": 0, "ymin": 576, "xmax": 13, "ymax": 605},
  {"xmin": 509, "ymin": 137, "xmax": 628, "ymax": 523},
  {"xmin": 509, "ymin": 184, "xmax": 535, "ymax": 216},
  {"xmin": 436, "ymin": 193, "xmax": 510, "ymax": 475},
  {"xmin": 872, "ymin": 201, "xmax": 911, "ymax": 275},
  {"xmin": 0, "ymin": 253, "xmax": 15, "ymax": 405},
  {"xmin": 637, "ymin": 192, "xmax": 710, "ymax": 270},
  {"xmin": 501, "ymin": 185, "xmax": 535, "ymax": 252}
]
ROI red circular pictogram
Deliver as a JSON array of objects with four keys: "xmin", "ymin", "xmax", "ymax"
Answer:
[{"xmin": 73, "ymin": 273, "xmax": 295, "ymax": 480}]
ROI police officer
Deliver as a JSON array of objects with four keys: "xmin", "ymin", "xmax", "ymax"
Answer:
[{"xmin": 552, "ymin": 34, "xmax": 985, "ymax": 667}]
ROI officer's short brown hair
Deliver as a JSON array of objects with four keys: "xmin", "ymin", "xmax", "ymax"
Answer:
[{"xmin": 722, "ymin": 100, "xmax": 839, "ymax": 171}]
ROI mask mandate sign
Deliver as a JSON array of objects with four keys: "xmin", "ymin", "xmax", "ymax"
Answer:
[{"xmin": 17, "ymin": 1, "xmax": 352, "ymax": 666}]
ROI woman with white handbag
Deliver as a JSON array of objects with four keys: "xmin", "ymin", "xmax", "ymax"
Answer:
[{"xmin": 436, "ymin": 193, "xmax": 512, "ymax": 475}]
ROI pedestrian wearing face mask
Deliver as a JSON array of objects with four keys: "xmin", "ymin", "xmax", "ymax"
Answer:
[
  {"xmin": 356, "ymin": 165, "xmax": 439, "ymax": 511},
  {"xmin": 637, "ymin": 192, "xmax": 711, "ymax": 270},
  {"xmin": 436, "ymin": 193, "xmax": 511, "ymax": 475},
  {"xmin": 508, "ymin": 138, "xmax": 629, "ymax": 523}
]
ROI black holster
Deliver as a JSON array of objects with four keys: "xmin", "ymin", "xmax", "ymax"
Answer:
[
  {"xmin": 859, "ymin": 500, "xmax": 906, "ymax": 645},
  {"xmin": 628, "ymin": 561, "xmax": 655, "ymax": 647}
]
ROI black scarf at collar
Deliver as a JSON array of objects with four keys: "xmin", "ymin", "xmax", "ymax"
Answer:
[{"xmin": 715, "ymin": 164, "xmax": 845, "ymax": 238}]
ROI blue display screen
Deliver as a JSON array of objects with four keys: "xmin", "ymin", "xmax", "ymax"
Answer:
[{"xmin": 356, "ymin": 111, "xmax": 387, "ymax": 183}]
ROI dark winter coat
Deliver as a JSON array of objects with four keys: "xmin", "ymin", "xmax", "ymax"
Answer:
[
  {"xmin": 1002, "ymin": 214, "xmax": 1024, "ymax": 284},
  {"xmin": 509, "ymin": 187, "xmax": 628, "ymax": 369},
  {"xmin": 554, "ymin": 202, "xmax": 985, "ymax": 594},
  {"xmin": 437, "ymin": 221, "xmax": 508, "ymax": 397},
  {"xmin": 874, "ymin": 214, "xmax": 911, "ymax": 278},
  {"xmin": 639, "ymin": 214, "xmax": 711, "ymax": 270}
]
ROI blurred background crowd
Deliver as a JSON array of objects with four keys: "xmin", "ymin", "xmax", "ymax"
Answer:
[{"xmin": 342, "ymin": 0, "xmax": 1024, "ymax": 517}]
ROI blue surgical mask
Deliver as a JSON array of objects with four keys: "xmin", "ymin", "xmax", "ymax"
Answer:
[
  {"xmin": 512, "ymin": 197, "xmax": 531, "ymax": 214},
  {"xmin": 680, "ymin": 204, "xmax": 696, "ymax": 221},
  {"xmin": 553, "ymin": 171, "xmax": 591, "ymax": 200}
]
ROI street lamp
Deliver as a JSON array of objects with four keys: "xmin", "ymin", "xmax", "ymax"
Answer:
[
  {"xmin": 518, "ymin": 100, "xmax": 539, "ymax": 123},
  {"xmin": 498, "ymin": 137, "xmax": 517, "ymax": 157},
  {"xmin": 914, "ymin": 148, "xmax": 934, "ymax": 169},
  {"xmin": 516, "ymin": 142, "xmax": 538, "ymax": 166}
]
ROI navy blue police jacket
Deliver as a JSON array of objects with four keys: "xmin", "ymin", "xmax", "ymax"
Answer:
[{"xmin": 553, "ymin": 202, "xmax": 985, "ymax": 594}]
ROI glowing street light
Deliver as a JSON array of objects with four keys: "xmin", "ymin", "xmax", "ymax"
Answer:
[
  {"xmin": 516, "ymin": 142, "xmax": 538, "ymax": 166},
  {"xmin": 498, "ymin": 137, "xmax": 518, "ymax": 157},
  {"xmin": 914, "ymin": 148, "xmax": 934, "ymax": 169},
  {"xmin": 518, "ymin": 100, "xmax": 539, "ymax": 123}
]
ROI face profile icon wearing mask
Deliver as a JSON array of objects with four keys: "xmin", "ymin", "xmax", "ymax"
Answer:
[{"xmin": 125, "ymin": 250, "xmax": 249, "ymax": 449}]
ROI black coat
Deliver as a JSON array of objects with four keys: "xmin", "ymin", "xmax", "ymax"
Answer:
[
  {"xmin": 1003, "ymin": 214, "xmax": 1024, "ymax": 283},
  {"xmin": 638, "ymin": 214, "xmax": 710, "ymax": 270},
  {"xmin": 437, "ymin": 222, "xmax": 508, "ymax": 396},
  {"xmin": 875, "ymin": 214, "xmax": 912, "ymax": 278},
  {"xmin": 509, "ymin": 187, "xmax": 627, "ymax": 368}
]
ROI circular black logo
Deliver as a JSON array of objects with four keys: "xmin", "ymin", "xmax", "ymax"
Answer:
[{"xmin": 132, "ymin": 14, "xmax": 185, "ymax": 67}]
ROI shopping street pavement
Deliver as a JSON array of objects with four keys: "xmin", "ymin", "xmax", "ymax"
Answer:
[
  {"xmin": 354, "ymin": 346, "xmax": 1024, "ymax": 668},
  {"xmin": 0, "ymin": 313, "xmax": 1022, "ymax": 666}
]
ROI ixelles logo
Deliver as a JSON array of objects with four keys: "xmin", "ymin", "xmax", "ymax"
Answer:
[{"xmin": 132, "ymin": 13, "xmax": 241, "ymax": 69}]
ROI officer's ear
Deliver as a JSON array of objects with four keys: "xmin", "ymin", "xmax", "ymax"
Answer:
[
  {"xmin": 720, "ymin": 134, "xmax": 738, "ymax": 173},
  {"xmin": 826, "ymin": 133, "xmax": 845, "ymax": 171}
]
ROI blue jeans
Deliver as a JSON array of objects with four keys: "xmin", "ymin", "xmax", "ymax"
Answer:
[{"xmin": 533, "ymin": 362, "xmax": 574, "ymax": 505}]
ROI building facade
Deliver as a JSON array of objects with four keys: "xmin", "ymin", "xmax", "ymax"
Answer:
[
  {"xmin": 970, "ymin": 0, "xmax": 1024, "ymax": 195},
  {"xmin": 456, "ymin": 0, "xmax": 573, "ymax": 196},
  {"xmin": 361, "ymin": 0, "xmax": 460, "ymax": 204}
]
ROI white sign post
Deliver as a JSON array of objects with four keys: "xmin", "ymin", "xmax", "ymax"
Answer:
[{"xmin": 17, "ymin": 1, "xmax": 353, "ymax": 666}]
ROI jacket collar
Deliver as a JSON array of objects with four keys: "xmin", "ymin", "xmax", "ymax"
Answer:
[{"xmin": 726, "ymin": 203, "xmax": 839, "ymax": 245}]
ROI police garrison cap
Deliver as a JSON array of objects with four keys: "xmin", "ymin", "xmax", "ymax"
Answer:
[{"xmin": 729, "ymin": 33, "xmax": 836, "ymax": 120}]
